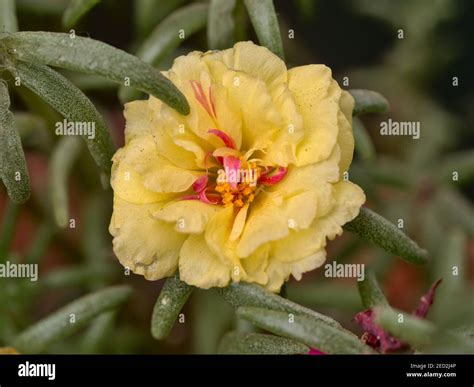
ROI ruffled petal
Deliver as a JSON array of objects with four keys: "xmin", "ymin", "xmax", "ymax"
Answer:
[
  {"xmin": 265, "ymin": 250, "xmax": 327, "ymax": 293},
  {"xmin": 153, "ymin": 200, "xmax": 221, "ymax": 234},
  {"xmin": 270, "ymin": 181, "xmax": 366, "ymax": 263},
  {"xmin": 116, "ymin": 136, "xmax": 203, "ymax": 193},
  {"xmin": 179, "ymin": 234, "xmax": 231, "ymax": 288},
  {"xmin": 337, "ymin": 90, "xmax": 355, "ymax": 176},
  {"xmin": 109, "ymin": 197, "xmax": 186, "ymax": 280},
  {"xmin": 288, "ymin": 65, "xmax": 342, "ymax": 166}
]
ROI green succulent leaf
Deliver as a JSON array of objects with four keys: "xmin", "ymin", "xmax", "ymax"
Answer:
[
  {"xmin": 80, "ymin": 311, "xmax": 116, "ymax": 354},
  {"xmin": 218, "ymin": 282, "xmax": 344, "ymax": 330},
  {"xmin": 49, "ymin": 137, "xmax": 82, "ymax": 228},
  {"xmin": 134, "ymin": 0, "xmax": 187, "ymax": 39},
  {"xmin": 0, "ymin": 0, "xmax": 18, "ymax": 33},
  {"xmin": 344, "ymin": 207, "xmax": 429, "ymax": 265},
  {"xmin": 11, "ymin": 61, "xmax": 115, "ymax": 175},
  {"xmin": 358, "ymin": 268, "xmax": 389, "ymax": 309},
  {"xmin": 243, "ymin": 0, "xmax": 284, "ymax": 59},
  {"xmin": 62, "ymin": 0, "xmax": 101, "ymax": 29},
  {"xmin": 219, "ymin": 331, "xmax": 309, "ymax": 354},
  {"xmin": 353, "ymin": 116, "xmax": 376, "ymax": 161},
  {"xmin": 2, "ymin": 31, "xmax": 189, "ymax": 114},
  {"xmin": 436, "ymin": 150, "xmax": 474, "ymax": 185},
  {"xmin": 208, "ymin": 0, "xmax": 236, "ymax": 49},
  {"xmin": 0, "ymin": 81, "xmax": 30, "ymax": 203},
  {"xmin": 350, "ymin": 89, "xmax": 389, "ymax": 116},
  {"xmin": 237, "ymin": 306, "xmax": 376, "ymax": 354},
  {"xmin": 151, "ymin": 274, "xmax": 193, "ymax": 340},
  {"xmin": 120, "ymin": 2, "xmax": 208, "ymax": 102},
  {"xmin": 13, "ymin": 285, "xmax": 132, "ymax": 353}
]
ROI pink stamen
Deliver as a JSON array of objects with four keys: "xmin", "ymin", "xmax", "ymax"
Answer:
[
  {"xmin": 208, "ymin": 129, "xmax": 236, "ymax": 149},
  {"xmin": 259, "ymin": 166, "xmax": 288, "ymax": 186},
  {"xmin": 209, "ymin": 87, "xmax": 217, "ymax": 118},
  {"xmin": 223, "ymin": 155, "xmax": 241, "ymax": 190},
  {"xmin": 190, "ymin": 80, "xmax": 215, "ymax": 119},
  {"xmin": 198, "ymin": 188, "xmax": 220, "ymax": 204},
  {"xmin": 192, "ymin": 175, "xmax": 208, "ymax": 193}
]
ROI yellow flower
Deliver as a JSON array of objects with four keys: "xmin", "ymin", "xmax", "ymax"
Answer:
[{"xmin": 109, "ymin": 41, "xmax": 365, "ymax": 292}]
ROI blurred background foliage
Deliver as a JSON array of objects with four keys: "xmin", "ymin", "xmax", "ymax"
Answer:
[{"xmin": 0, "ymin": 0, "xmax": 472, "ymax": 354}]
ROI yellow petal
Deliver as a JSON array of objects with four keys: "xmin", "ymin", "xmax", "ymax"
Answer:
[
  {"xmin": 265, "ymin": 250, "xmax": 327, "ymax": 293},
  {"xmin": 229, "ymin": 203, "xmax": 249, "ymax": 241},
  {"xmin": 123, "ymin": 100, "xmax": 156, "ymax": 143},
  {"xmin": 221, "ymin": 69, "xmax": 282, "ymax": 151},
  {"xmin": 235, "ymin": 194, "xmax": 290, "ymax": 258},
  {"xmin": 204, "ymin": 206, "xmax": 245, "ymax": 281},
  {"xmin": 270, "ymin": 180, "xmax": 365, "ymax": 263},
  {"xmin": 179, "ymin": 234, "xmax": 231, "ymax": 288},
  {"xmin": 261, "ymin": 83, "xmax": 304, "ymax": 167},
  {"xmin": 288, "ymin": 65, "xmax": 342, "ymax": 166},
  {"xmin": 215, "ymin": 41, "xmax": 288, "ymax": 91},
  {"xmin": 240, "ymin": 244, "xmax": 270, "ymax": 285},
  {"xmin": 116, "ymin": 136, "xmax": 202, "ymax": 193},
  {"xmin": 111, "ymin": 147, "xmax": 170, "ymax": 205},
  {"xmin": 109, "ymin": 197, "xmax": 186, "ymax": 280},
  {"xmin": 153, "ymin": 200, "xmax": 221, "ymax": 234},
  {"xmin": 337, "ymin": 90, "xmax": 355, "ymax": 176}
]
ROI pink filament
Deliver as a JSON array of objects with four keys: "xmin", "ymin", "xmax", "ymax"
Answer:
[
  {"xmin": 259, "ymin": 166, "xmax": 288, "ymax": 186},
  {"xmin": 190, "ymin": 80, "xmax": 216, "ymax": 119},
  {"xmin": 208, "ymin": 128, "xmax": 236, "ymax": 149}
]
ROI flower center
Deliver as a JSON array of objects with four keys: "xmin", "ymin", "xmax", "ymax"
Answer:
[
  {"xmin": 215, "ymin": 160, "xmax": 260, "ymax": 208},
  {"xmin": 180, "ymin": 81, "xmax": 288, "ymax": 208}
]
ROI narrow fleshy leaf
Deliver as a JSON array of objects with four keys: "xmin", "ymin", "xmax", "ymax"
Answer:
[
  {"xmin": 39, "ymin": 263, "xmax": 114, "ymax": 289},
  {"xmin": 350, "ymin": 89, "xmax": 389, "ymax": 116},
  {"xmin": 49, "ymin": 137, "xmax": 82, "ymax": 228},
  {"xmin": 80, "ymin": 311, "xmax": 116, "ymax": 353},
  {"xmin": 13, "ymin": 285, "xmax": 132, "ymax": 353},
  {"xmin": 436, "ymin": 151, "xmax": 474, "ymax": 185},
  {"xmin": 151, "ymin": 274, "xmax": 193, "ymax": 340},
  {"xmin": 12, "ymin": 61, "xmax": 114, "ymax": 175},
  {"xmin": 14, "ymin": 112, "xmax": 51, "ymax": 152},
  {"xmin": 0, "ymin": 82, "xmax": 30, "ymax": 203},
  {"xmin": 219, "ymin": 331, "xmax": 309, "ymax": 354},
  {"xmin": 243, "ymin": 0, "xmax": 284, "ymax": 59},
  {"xmin": 136, "ymin": 3, "xmax": 208, "ymax": 65},
  {"xmin": 0, "ymin": 0, "xmax": 18, "ymax": 33},
  {"xmin": 16, "ymin": 0, "xmax": 67, "ymax": 15},
  {"xmin": 134, "ymin": 0, "xmax": 187, "ymax": 39},
  {"xmin": 62, "ymin": 0, "xmax": 101, "ymax": 29},
  {"xmin": 434, "ymin": 188, "xmax": 474, "ymax": 236},
  {"xmin": 287, "ymin": 282, "xmax": 362, "ymax": 312},
  {"xmin": 237, "ymin": 306, "xmax": 376, "ymax": 354},
  {"xmin": 344, "ymin": 207, "xmax": 429, "ymax": 265},
  {"xmin": 374, "ymin": 307, "xmax": 436, "ymax": 351},
  {"xmin": 208, "ymin": 0, "xmax": 236, "ymax": 49},
  {"xmin": 2, "ymin": 31, "xmax": 189, "ymax": 114},
  {"xmin": 24, "ymin": 222, "xmax": 55, "ymax": 264},
  {"xmin": 120, "ymin": 2, "xmax": 208, "ymax": 102},
  {"xmin": 358, "ymin": 268, "xmax": 389, "ymax": 309},
  {"xmin": 431, "ymin": 229, "xmax": 467, "ymax": 321},
  {"xmin": 218, "ymin": 282, "xmax": 344, "ymax": 330},
  {"xmin": 352, "ymin": 116, "xmax": 375, "ymax": 161}
]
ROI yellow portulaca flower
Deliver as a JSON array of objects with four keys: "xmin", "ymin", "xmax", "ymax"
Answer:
[{"xmin": 109, "ymin": 41, "xmax": 365, "ymax": 292}]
